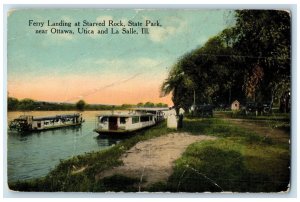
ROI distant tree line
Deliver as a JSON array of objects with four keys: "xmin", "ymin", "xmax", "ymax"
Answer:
[
  {"xmin": 7, "ymin": 97, "xmax": 168, "ymax": 111},
  {"xmin": 161, "ymin": 10, "xmax": 290, "ymax": 113}
]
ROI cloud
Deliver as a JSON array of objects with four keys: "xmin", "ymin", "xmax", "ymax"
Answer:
[{"xmin": 147, "ymin": 16, "xmax": 187, "ymax": 43}]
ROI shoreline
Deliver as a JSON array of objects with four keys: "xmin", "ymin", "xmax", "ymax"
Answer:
[{"xmin": 8, "ymin": 116, "xmax": 290, "ymax": 192}]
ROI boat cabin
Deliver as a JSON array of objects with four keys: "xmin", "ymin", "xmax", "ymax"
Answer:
[
  {"xmin": 94, "ymin": 112, "xmax": 155, "ymax": 134},
  {"xmin": 132, "ymin": 107, "xmax": 169, "ymax": 122},
  {"xmin": 31, "ymin": 114, "xmax": 83, "ymax": 130},
  {"xmin": 9, "ymin": 113, "xmax": 84, "ymax": 132}
]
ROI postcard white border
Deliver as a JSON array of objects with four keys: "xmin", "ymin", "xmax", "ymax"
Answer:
[{"xmin": 1, "ymin": 1, "xmax": 299, "ymax": 201}]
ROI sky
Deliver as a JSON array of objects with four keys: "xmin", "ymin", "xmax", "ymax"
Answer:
[{"xmin": 7, "ymin": 9, "xmax": 233, "ymax": 106}]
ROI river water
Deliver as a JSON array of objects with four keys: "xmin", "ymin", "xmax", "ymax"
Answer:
[{"xmin": 7, "ymin": 111, "xmax": 121, "ymax": 183}]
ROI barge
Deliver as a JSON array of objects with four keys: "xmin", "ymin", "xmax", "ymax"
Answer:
[{"xmin": 9, "ymin": 113, "xmax": 84, "ymax": 132}]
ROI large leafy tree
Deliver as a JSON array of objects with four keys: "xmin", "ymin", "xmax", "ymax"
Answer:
[
  {"xmin": 233, "ymin": 10, "xmax": 291, "ymax": 103},
  {"xmin": 161, "ymin": 10, "xmax": 290, "ymax": 111}
]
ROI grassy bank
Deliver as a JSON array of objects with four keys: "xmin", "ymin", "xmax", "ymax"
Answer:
[
  {"xmin": 9, "ymin": 118, "xmax": 290, "ymax": 192},
  {"xmin": 149, "ymin": 118, "xmax": 290, "ymax": 192}
]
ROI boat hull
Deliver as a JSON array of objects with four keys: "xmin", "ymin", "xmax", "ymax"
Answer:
[{"xmin": 94, "ymin": 123, "xmax": 155, "ymax": 135}]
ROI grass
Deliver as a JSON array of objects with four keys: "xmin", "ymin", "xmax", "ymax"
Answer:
[
  {"xmin": 178, "ymin": 118, "xmax": 274, "ymax": 145},
  {"xmin": 146, "ymin": 118, "xmax": 290, "ymax": 192},
  {"xmin": 215, "ymin": 110, "xmax": 290, "ymax": 122},
  {"xmin": 9, "ymin": 117, "xmax": 290, "ymax": 193}
]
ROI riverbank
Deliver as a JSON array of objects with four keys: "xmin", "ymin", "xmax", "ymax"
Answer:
[{"xmin": 9, "ymin": 117, "xmax": 290, "ymax": 192}]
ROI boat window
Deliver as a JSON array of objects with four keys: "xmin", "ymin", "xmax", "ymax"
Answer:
[
  {"xmin": 132, "ymin": 116, "xmax": 139, "ymax": 124},
  {"xmin": 141, "ymin": 116, "xmax": 150, "ymax": 122},
  {"xmin": 120, "ymin": 117, "xmax": 127, "ymax": 124},
  {"xmin": 100, "ymin": 117, "xmax": 108, "ymax": 123}
]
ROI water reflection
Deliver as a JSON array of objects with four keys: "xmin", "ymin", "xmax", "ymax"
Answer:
[
  {"xmin": 94, "ymin": 135, "xmax": 122, "ymax": 146},
  {"xmin": 8, "ymin": 125, "xmax": 83, "ymax": 137}
]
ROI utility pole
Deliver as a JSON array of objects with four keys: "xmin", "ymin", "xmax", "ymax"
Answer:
[
  {"xmin": 228, "ymin": 88, "xmax": 231, "ymax": 105},
  {"xmin": 193, "ymin": 89, "xmax": 196, "ymax": 106}
]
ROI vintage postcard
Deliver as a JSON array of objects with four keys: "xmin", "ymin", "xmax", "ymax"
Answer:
[{"xmin": 6, "ymin": 8, "xmax": 291, "ymax": 193}]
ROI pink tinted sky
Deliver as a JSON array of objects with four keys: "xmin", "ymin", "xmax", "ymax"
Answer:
[{"xmin": 8, "ymin": 74, "xmax": 173, "ymax": 106}]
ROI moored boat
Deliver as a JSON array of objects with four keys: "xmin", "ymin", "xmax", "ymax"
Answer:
[
  {"xmin": 9, "ymin": 113, "xmax": 84, "ymax": 132},
  {"xmin": 132, "ymin": 107, "xmax": 170, "ymax": 123},
  {"xmin": 94, "ymin": 111, "xmax": 156, "ymax": 134}
]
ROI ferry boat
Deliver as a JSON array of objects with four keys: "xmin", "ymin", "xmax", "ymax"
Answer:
[
  {"xmin": 94, "ymin": 111, "xmax": 156, "ymax": 134},
  {"xmin": 9, "ymin": 113, "xmax": 84, "ymax": 132}
]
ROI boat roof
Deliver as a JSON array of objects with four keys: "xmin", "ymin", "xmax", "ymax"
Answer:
[
  {"xmin": 96, "ymin": 112, "xmax": 154, "ymax": 117},
  {"xmin": 132, "ymin": 107, "xmax": 170, "ymax": 111},
  {"xmin": 33, "ymin": 114, "xmax": 81, "ymax": 121}
]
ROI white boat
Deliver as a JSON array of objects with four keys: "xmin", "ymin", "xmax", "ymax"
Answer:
[
  {"xmin": 132, "ymin": 107, "xmax": 170, "ymax": 122},
  {"xmin": 94, "ymin": 111, "xmax": 156, "ymax": 134},
  {"xmin": 9, "ymin": 113, "xmax": 84, "ymax": 132}
]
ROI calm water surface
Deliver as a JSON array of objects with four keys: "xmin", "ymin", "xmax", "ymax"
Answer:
[{"xmin": 7, "ymin": 111, "xmax": 122, "ymax": 182}]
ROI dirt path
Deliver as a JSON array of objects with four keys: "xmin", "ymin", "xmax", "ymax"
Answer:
[{"xmin": 96, "ymin": 133, "xmax": 216, "ymax": 188}]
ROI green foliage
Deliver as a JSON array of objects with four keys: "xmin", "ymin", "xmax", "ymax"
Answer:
[
  {"xmin": 95, "ymin": 174, "xmax": 140, "ymax": 192},
  {"xmin": 166, "ymin": 139, "xmax": 289, "ymax": 192},
  {"xmin": 134, "ymin": 102, "xmax": 168, "ymax": 108},
  {"xmin": 178, "ymin": 118, "xmax": 273, "ymax": 145},
  {"xmin": 143, "ymin": 102, "xmax": 154, "ymax": 107},
  {"xmin": 75, "ymin": 100, "xmax": 86, "ymax": 111},
  {"xmin": 161, "ymin": 63, "xmax": 195, "ymax": 112},
  {"xmin": 233, "ymin": 10, "xmax": 291, "ymax": 102},
  {"xmin": 121, "ymin": 104, "xmax": 134, "ymax": 108},
  {"xmin": 155, "ymin": 102, "xmax": 168, "ymax": 107},
  {"xmin": 7, "ymin": 97, "xmax": 19, "ymax": 111},
  {"xmin": 161, "ymin": 10, "xmax": 291, "ymax": 110},
  {"xmin": 7, "ymin": 97, "xmax": 168, "ymax": 111},
  {"xmin": 162, "ymin": 118, "xmax": 289, "ymax": 192}
]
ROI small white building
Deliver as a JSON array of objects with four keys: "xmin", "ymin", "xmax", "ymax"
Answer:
[
  {"xmin": 166, "ymin": 108, "xmax": 184, "ymax": 129},
  {"xmin": 167, "ymin": 114, "xmax": 178, "ymax": 129},
  {"xmin": 231, "ymin": 100, "xmax": 240, "ymax": 111}
]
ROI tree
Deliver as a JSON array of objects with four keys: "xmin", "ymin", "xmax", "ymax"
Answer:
[
  {"xmin": 137, "ymin": 102, "xmax": 144, "ymax": 107},
  {"xmin": 156, "ymin": 103, "xmax": 168, "ymax": 107},
  {"xmin": 233, "ymin": 10, "xmax": 291, "ymax": 103},
  {"xmin": 161, "ymin": 62, "xmax": 195, "ymax": 113},
  {"xmin": 161, "ymin": 10, "xmax": 290, "ymax": 111},
  {"xmin": 76, "ymin": 100, "xmax": 86, "ymax": 111},
  {"xmin": 144, "ymin": 102, "xmax": 155, "ymax": 107},
  {"xmin": 8, "ymin": 97, "xmax": 19, "ymax": 111},
  {"xmin": 18, "ymin": 98, "xmax": 36, "ymax": 110}
]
